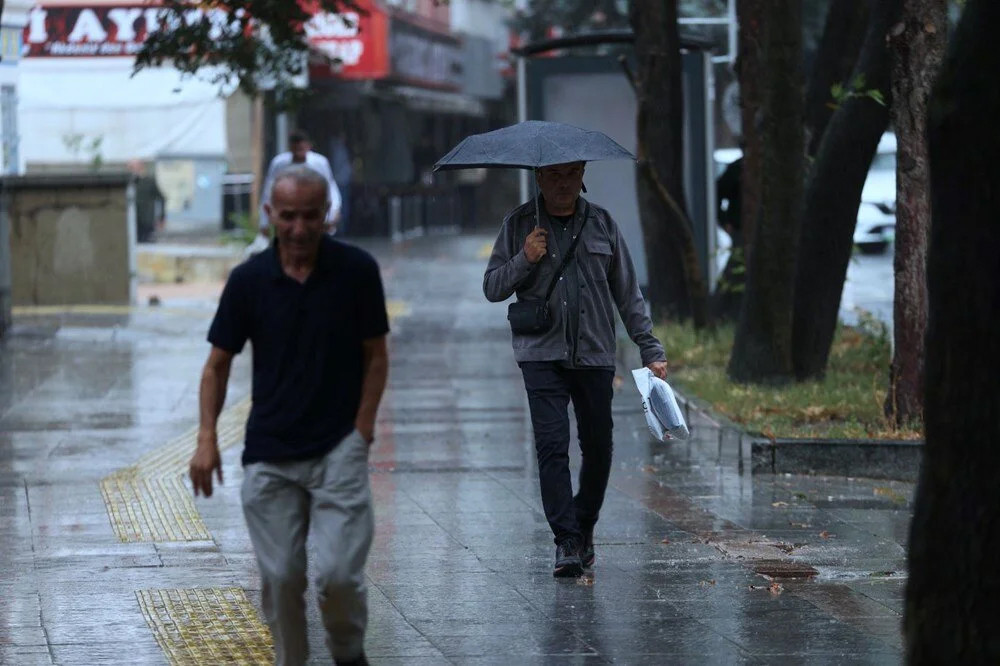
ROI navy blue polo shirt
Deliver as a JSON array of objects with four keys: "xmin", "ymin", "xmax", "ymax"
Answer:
[{"xmin": 208, "ymin": 236, "xmax": 389, "ymax": 464}]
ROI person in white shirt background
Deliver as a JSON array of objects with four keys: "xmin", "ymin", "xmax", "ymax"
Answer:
[{"xmin": 245, "ymin": 130, "xmax": 343, "ymax": 258}]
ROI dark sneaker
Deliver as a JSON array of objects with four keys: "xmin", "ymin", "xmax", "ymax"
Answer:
[
  {"xmin": 581, "ymin": 529, "xmax": 595, "ymax": 568},
  {"xmin": 554, "ymin": 538, "xmax": 583, "ymax": 578},
  {"xmin": 335, "ymin": 654, "xmax": 369, "ymax": 666}
]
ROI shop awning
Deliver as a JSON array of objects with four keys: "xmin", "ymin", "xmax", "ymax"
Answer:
[
  {"xmin": 387, "ymin": 84, "xmax": 485, "ymax": 116},
  {"xmin": 19, "ymin": 58, "xmax": 231, "ymax": 163}
]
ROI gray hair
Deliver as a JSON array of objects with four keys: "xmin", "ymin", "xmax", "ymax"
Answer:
[{"xmin": 269, "ymin": 164, "xmax": 330, "ymax": 207}]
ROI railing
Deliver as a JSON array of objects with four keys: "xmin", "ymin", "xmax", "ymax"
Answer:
[
  {"xmin": 350, "ymin": 184, "xmax": 465, "ymax": 241},
  {"xmin": 218, "ymin": 178, "xmax": 468, "ymax": 240}
]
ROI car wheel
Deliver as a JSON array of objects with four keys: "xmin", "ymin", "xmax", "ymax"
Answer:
[{"xmin": 856, "ymin": 241, "xmax": 889, "ymax": 255}]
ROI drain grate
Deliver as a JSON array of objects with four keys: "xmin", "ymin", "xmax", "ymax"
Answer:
[
  {"xmin": 752, "ymin": 559, "xmax": 819, "ymax": 579},
  {"xmin": 136, "ymin": 588, "xmax": 273, "ymax": 665}
]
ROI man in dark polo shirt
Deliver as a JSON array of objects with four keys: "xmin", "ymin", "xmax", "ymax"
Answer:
[{"xmin": 188, "ymin": 165, "xmax": 389, "ymax": 666}]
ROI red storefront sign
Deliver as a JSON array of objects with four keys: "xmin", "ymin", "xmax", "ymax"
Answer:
[
  {"xmin": 304, "ymin": 0, "xmax": 390, "ymax": 80},
  {"xmin": 23, "ymin": 1, "xmax": 388, "ymax": 77},
  {"xmin": 23, "ymin": 4, "xmax": 173, "ymax": 57}
]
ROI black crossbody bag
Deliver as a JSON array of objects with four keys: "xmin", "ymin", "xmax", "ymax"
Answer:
[{"xmin": 507, "ymin": 206, "xmax": 588, "ymax": 335}]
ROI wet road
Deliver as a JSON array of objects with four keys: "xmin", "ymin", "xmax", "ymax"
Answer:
[
  {"xmin": 1, "ymin": 234, "xmax": 911, "ymax": 664},
  {"xmin": 841, "ymin": 251, "xmax": 895, "ymax": 331}
]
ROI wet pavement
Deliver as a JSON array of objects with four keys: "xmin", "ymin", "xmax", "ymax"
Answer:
[{"xmin": 1, "ymin": 234, "xmax": 913, "ymax": 664}]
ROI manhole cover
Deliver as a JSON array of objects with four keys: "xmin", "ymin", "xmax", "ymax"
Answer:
[{"xmin": 752, "ymin": 559, "xmax": 818, "ymax": 579}]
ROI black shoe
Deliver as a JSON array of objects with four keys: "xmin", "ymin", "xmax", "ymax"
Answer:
[
  {"xmin": 581, "ymin": 529, "xmax": 595, "ymax": 568},
  {"xmin": 335, "ymin": 654, "xmax": 368, "ymax": 666},
  {"xmin": 554, "ymin": 538, "xmax": 583, "ymax": 578}
]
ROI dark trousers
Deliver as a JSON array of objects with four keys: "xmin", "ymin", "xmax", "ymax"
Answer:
[{"xmin": 520, "ymin": 362, "xmax": 615, "ymax": 545}]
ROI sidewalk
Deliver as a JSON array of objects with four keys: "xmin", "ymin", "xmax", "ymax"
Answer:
[{"xmin": 0, "ymin": 234, "xmax": 911, "ymax": 664}]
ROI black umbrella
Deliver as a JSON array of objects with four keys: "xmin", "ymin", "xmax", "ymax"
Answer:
[
  {"xmin": 434, "ymin": 120, "xmax": 634, "ymax": 226},
  {"xmin": 433, "ymin": 120, "xmax": 634, "ymax": 171}
]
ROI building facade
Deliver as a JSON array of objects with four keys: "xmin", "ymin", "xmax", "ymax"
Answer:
[{"xmin": 295, "ymin": 0, "xmax": 515, "ymax": 236}]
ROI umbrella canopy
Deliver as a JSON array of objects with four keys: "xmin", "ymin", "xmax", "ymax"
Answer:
[{"xmin": 433, "ymin": 120, "xmax": 635, "ymax": 171}]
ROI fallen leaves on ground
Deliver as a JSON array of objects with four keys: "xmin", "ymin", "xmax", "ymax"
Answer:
[
  {"xmin": 819, "ymin": 530, "xmax": 832, "ymax": 539},
  {"xmin": 771, "ymin": 501, "xmax": 789, "ymax": 508},
  {"xmin": 699, "ymin": 580, "xmax": 716, "ymax": 587},
  {"xmin": 660, "ymin": 538, "xmax": 671, "ymax": 545},
  {"xmin": 749, "ymin": 581, "xmax": 785, "ymax": 596},
  {"xmin": 796, "ymin": 405, "xmax": 849, "ymax": 423},
  {"xmin": 874, "ymin": 486, "xmax": 908, "ymax": 504},
  {"xmin": 576, "ymin": 575, "xmax": 595, "ymax": 587}
]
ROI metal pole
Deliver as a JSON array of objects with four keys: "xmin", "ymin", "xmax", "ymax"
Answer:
[
  {"xmin": 250, "ymin": 95, "xmax": 264, "ymax": 223},
  {"xmin": 276, "ymin": 111, "xmax": 288, "ymax": 155},
  {"xmin": 727, "ymin": 0, "xmax": 738, "ymax": 64}
]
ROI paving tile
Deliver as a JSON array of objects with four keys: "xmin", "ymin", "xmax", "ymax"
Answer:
[
  {"xmin": 705, "ymin": 615, "xmax": 902, "ymax": 657},
  {"xmin": 426, "ymin": 632, "xmax": 598, "ymax": 658},
  {"xmin": 0, "ymin": 644, "xmax": 54, "ymax": 666}
]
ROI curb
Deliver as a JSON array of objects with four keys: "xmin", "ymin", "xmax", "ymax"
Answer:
[
  {"xmin": 748, "ymin": 437, "xmax": 922, "ymax": 482},
  {"xmin": 137, "ymin": 244, "xmax": 243, "ymax": 284},
  {"xmin": 670, "ymin": 381, "xmax": 922, "ymax": 482}
]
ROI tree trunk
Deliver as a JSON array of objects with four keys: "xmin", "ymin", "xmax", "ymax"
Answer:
[
  {"xmin": 804, "ymin": 0, "xmax": 870, "ymax": 156},
  {"xmin": 715, "ymin": 0, "xmax": 867, "ymax": 323},
  {"xmin": 708, "ymin": 0, "xmax": 764, "ymax": 322},
  {"xmin": 884, "ymin": 0, "xmax": 947, "ymax": 426},
  {"xmin": 736, "ymin": 0, "xmax": 763, "ymax": 263},
  {"xmin": 727, "ymin": 0, "xmax": 804, "ymax": 383},
  {"xmin": 791, "ymin": 0, "xmax": 903, "ymax": 380},
  {"xmin": 905, "ymin": 1, "xmax": 1000, "ymax": 659},
  {"xmin": 630, "ymin": 0, "xmax": 709, "ymax": 328}
]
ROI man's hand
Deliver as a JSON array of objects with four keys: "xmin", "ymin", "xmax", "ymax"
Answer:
[
  {"xmin": 647, "ymin": 361, "xmax": 669, "ymax": 380},
  {"xmin": 523, "ymin": 226, "xmax": 549, "ymax": 263},
  {"xmin": 189, "ymin": 432, "xmax": 223, "ymax": 497},
  {"xmin": 355, "ymin": 419, "xmax": 375, "ymax": 446}
]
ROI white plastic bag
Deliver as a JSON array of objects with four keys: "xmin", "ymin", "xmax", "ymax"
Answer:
[{"xmin": 631, "ymin": 368, "xmax": 690, "ymax": 441}]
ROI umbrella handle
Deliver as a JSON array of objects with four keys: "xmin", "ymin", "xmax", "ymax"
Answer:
[{"xmin": 534, "ymin": 179, "xmax": 541, "ymax": 231}]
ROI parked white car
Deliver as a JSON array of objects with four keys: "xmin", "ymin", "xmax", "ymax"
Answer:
[
  {"xmin": 854, "ymin": 132, "xmax": 896, "ymax": 254},
  {"xmin": 712, "ymin": 131, "xmax": 898, "ymax": 255}
]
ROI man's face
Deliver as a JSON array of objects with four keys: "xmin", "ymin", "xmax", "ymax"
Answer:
[
  {"xmin": 535, "ymin": 162, "xmax": 585, "ymax": 213},
  {"xmin": 265, "ymin": 179, "xmax": 329, "ymax": 260},
  {"xmin": 290, "ymin": 140, "xmax": 311, "ymax": 163}
]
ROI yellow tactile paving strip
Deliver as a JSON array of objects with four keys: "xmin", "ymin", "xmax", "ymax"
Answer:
[
  {"xmin": 100, "ymin": 397, "xmax": 251, "ymax": 542},
  {"xmin": 386, "ymin": 298, "xmax": 411, "ymax": 320},
  {"xmin": 136, "ymin": 588, "xmax": 273, "ymax": 665},
  {"xmin": 17, "ymin": 300, "xmax": 410, "ymax": 321},
  {"xmin": 13, "ymin": 304, "xmax": 214, "ymax": 318},
  {"xmin": 14, "ymin": 304, "xmax": 140, "ymax": 315}
]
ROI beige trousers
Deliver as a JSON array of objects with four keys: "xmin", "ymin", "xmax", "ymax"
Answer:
[{"xmin": 241, "ymin": 430, "xmax": 374, "ymax": 666}]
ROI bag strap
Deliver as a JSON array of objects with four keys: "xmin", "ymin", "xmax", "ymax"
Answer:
[{"xmin": 543, "ymin": 202, "xmax": 590, "ymax": 302}]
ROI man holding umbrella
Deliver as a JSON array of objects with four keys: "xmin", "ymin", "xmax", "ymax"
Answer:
[{"xmin": 483, "ymin": 158, "xmax": 668, "ymax": 577}]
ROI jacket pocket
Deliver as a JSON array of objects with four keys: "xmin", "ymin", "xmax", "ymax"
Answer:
[{"xmin": 583, "ymin": 236, "xmax": 613, "ymax": 278}]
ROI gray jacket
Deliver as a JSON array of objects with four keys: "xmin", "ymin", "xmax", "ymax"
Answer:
[{"xmin": 483, "ymin": 197, "xmax": 666, "ymax": 367}]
